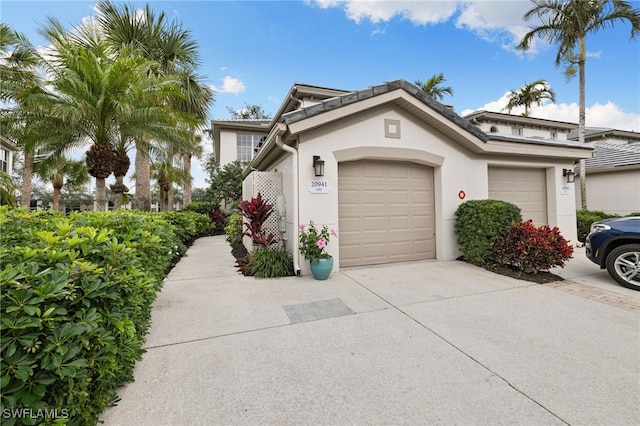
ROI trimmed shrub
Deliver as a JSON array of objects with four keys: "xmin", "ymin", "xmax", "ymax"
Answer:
[
  {"xmin": 576, "ymin": 210, "xmax": 620, "ymax": 242},
  {"xmin": 454, "ymin": 199, "xmax": 522, "ymax": 264},
  {"xmin": 158, "ymin": 211, "xmax": 214, "ymax": 248},
  {"xmin": 493, "ymin": 220, "xmax": 573, "ymax": 274},
  {"xmin": 224, "ymin": 212, "xmax": 243, "ymax": 245},
  {"xmin": 183, "ymin": 201, "xmax": 226, "ymax": 234},
  {"xmin": 245, "ymin": 248, "xmax": 294, "ymax": 278},
  {"xmin": 0, "ymin": 207, "xmax": 180, "ymax": 425}
]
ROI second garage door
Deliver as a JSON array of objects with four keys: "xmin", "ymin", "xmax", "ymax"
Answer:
[
  {"xmin": 488, "ymin": 166, "xmax": 548, "ymax": 224},
  {"xmin": 338, "ymin": 160, "xmax": 435, "ymax": 267}
]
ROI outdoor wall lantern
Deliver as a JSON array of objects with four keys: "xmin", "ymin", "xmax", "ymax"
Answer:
[
  {"xmin": 313, "ymin": 155, "xmax": 325, "ymax": 177},
  {"xmin": 563, "ymin": 168, "xmax": 576, "ymax": 183}
]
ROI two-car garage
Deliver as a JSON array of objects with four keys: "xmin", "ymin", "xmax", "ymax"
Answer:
[{"xmin": 338, "ymin": 161, "xmax": 549, "ymax": 268}]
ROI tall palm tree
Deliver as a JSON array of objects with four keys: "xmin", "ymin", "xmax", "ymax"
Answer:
[
  {"xmin": 34, "ymin": 154, "xmax": 89, "ymax": 211},
  {"xmin": 173, "ymin": 70, "xmax": 214, "ymax": 206},
  {"xmin": 95, "ymin": 1, "xmax": 208, "ymax": 211},
  {"xmin": 414, "ymin": 73, "xmax": 454, "ymax": 101},
  {"xmin": 518, "ymin": 0, "xmax": 640, "ymax": 209},
  {"xmin": 0, "ymin": 24, "xmax": 44, "ymax": 208},
  {"xmin": 503, "ymin": 79, "xmax": 556, "ymax": 116},
  {"xmin": 38, "ymin": 18, "xmax": 188, "ymax": 211}
]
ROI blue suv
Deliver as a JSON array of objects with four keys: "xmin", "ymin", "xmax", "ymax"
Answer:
[{"xmin": 585, "ymin": 217, "xmax": 640, "ymax": 291}]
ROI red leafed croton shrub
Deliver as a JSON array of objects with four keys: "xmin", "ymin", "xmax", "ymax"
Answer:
[{"xmin": 493, "ymin": 219, "xmax": 574, "ymax": 274}]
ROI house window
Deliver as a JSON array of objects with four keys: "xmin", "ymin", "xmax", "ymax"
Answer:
[
  {"xmin": 511, "ymin": 126, "xmax": 523, "ymax": 136},
  {"xmin": 236, "ymin": 134, "xmax": 266, "ymax": 162},
  {"xmin": 0, "ymin": 148, "xmax": 8, "ymax": 172}
]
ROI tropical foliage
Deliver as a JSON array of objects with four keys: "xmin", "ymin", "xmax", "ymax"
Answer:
[
  {"xmin": 299, "ymin": 221, "xmax": 337, "ymax": 261},
  {"xmin": 518, "ymin": 0, "xmax": 640, "ymax": 209},
  {"xmin": 414, "ymin": 73, "xmax": 453, "ymax": 101},
  {"xmin": 503, "ymin": 79, "xmax": 556, "ymax": 116}
]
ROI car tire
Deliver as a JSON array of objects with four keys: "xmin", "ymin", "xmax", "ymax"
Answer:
[{"xmin": 605, "ymin": 244, "xmax": 640, "ymax": 291}]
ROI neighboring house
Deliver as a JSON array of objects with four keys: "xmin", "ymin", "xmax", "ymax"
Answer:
[
  {"xmin": 211, "ymin": 84, "xmax": 347, "ymax": 167},
  {"xmin": 0, "ymin": 135, "xmax": 18, "ymax": 176},
  {"xmin": 467, "ymin": 111, "xmax": 640, "ymax": 216},
  {"xmin": 575, "ymin": 141, "xmax": 640, "ymax": 216},
  {"xmin": 220, "ymin": 79, "xmax": 592, "ymax": 276},
  {"xmin": 465, "ymin": 110, "xmax": 576, "ymax": 141}
]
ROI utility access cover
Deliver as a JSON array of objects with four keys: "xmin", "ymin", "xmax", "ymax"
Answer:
[{"xmin": 283, "ymin": 298, "xmax": 355, "ymax": 324}]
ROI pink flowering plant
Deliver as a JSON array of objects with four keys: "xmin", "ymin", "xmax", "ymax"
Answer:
[{"xmin": 298, "ymin": 221, "xmax": 338, "ymax": 261}]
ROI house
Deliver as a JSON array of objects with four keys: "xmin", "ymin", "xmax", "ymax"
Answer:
[
  {"xmin": 0, "ymin": 135, "xmax": 18, "ymax": 176},
  {"xmin": 213, "ymin": 79, "xmax": 593, "ymax": 276},
  {"xmin": 466, "ymin": 111, "xmax": 640, "ymax": 216}
]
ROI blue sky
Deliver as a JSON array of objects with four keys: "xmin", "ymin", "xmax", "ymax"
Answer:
[{"xmin": 2, "ymin": 0, "xmax": 640, "ymax": 188}]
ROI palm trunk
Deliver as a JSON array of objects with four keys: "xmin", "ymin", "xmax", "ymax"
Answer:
[
  {"xmin": 20, "ymin": 150, "xmax": 35, "ymax": 209},
  {"xmin": 166, "ymin": 147, "xmax": 174, "ymax": 211},
  {"xmin": 578, "ymin": 37, "xmax": 587, "ymax": 210},
  {"xmin": 95, "ymin": 177, "xmax": 107, "ymax": 211},
  {"xmin": 112, "ymin": 175, "xmax": 126, "ymax": 209},
  {"xmin": 134, "ymin": 141, "xmax": 151, "ymax": 211},
  {"xmin": 183, "ymin": 152, "xmax": 192, "ymax": 206},
  {"xmin": 52, "ymin": 185, "xmax": 62, "ymax": 211}
]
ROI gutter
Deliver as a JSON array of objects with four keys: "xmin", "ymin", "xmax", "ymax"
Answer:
[{"xmin": 274, "ymin": 126, "xmax": 301, "ymax": 276}]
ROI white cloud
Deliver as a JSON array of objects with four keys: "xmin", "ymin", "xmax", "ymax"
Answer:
[
  {"xmin": 312, "ymin": 0, "xmax": 459, "ymax": 25},
  {"xmin": 307, "ymin": 0, "xmax": 545, "ymax": 52},
  {"xmin": 462, "ymin": 95, "xmax": 640, "ymax": 132},
  {"xmin": 210, "ymin": 76, "xmax": 246, "ymax": 94}
]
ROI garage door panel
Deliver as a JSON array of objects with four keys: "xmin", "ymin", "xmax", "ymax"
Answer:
[
  {"xmin": 339, "ymin": 160, "xmax": 435, "ymax": 267},
  {"xmin": 488, "ymin": 167, "xmax": 547, "ymax": 225}
]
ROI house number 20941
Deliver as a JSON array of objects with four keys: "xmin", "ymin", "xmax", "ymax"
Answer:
[{"xmin": 308, "ymin": 180, "xmax": 330, "ymax": 193}]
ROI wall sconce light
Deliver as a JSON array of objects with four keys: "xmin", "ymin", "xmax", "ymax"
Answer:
[
  {"xmin": 563, "ymin": 168, "xmax": 576, "ymax": 183},
  {"xmin": 313, "ymin": 155, "xmax": 325, "ymax": 177}
]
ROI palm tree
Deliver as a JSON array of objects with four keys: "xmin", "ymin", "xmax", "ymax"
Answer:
[
  {"xmin": 503, "ymin": 79, "xmax": 556, "ymax": 116},
  {"xmin": 0, "ymin": 24, "xmax": 44, "ymax": 208},
  {"xmin": 414, "ymin": 73, "xmax": 454, "ymax": 101},
  {"xmin": 151, "ymin": 142, "xmax": 191, "ymax": 211},
  {"xmin": 95, "ymin": 1, "xmax": 209, "ymax": 211},
  {"xmin": 38, "ymin": 18, "xmax": 187, "ymax": 211},
  {"xmin": 518, "ymin": 0, "xmax": 640, "ymax": 209},
  {"xmin": 173, "ymin": 70, "xmax": 214, "ymax": 206},
  {"xmin": 34, "ymin": 154, "xmax": 89, "ymax": 211}
]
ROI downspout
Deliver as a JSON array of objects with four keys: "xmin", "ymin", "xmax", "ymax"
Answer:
[{"xmin": 275, "ymin": 131, "xmax": 301, "ymax": 276}]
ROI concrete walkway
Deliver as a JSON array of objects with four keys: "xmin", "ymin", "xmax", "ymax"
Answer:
[{"xmin": 100, "ymin": 236, "xmax": 639, "ymax": 425}]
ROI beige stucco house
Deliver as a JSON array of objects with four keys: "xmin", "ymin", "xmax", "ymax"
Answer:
[{"xmin": 212, "ymin": 80, "xmax": 593, "ymax": 276}]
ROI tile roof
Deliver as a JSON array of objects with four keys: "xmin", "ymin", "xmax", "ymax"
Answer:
[
  {"xmin": 281, "ymin": 79, "xmax": 591, "ymax": 151},
  {"xmin": 587, "ymin": 142, "xmax": 640, "ymax": 169}
]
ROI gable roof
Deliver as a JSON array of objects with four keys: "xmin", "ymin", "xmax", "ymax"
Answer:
[
  {"xmin": 587, "ymin": 142, "xmax": 640, "ymax": 171},
  {"xmin": 247, "ymin": 79, "xmax": 594, "ymax": 172}
]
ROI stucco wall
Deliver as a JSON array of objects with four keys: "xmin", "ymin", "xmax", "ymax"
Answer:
[
  {"xmin": 219, "ymin": 129, "xmax": 237, "ymax": 166},
  {"xmin": 293, "ymin": 105, "xmax": 578, "ymax": 270},
  {"xmin": 576, "ymin": 169, "xmax": 640, "ymax": 216}
]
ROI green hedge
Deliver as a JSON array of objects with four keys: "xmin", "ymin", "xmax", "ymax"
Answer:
[
  {"xmin": 0, "ymin": 207, "xmax": 192, "ymax": 425},
  {"xmin": 576, "ymin": 210, "xmax": 620, "ymax": 242},
  {"xmin": 454, "ymin": 199, "xmax": 522, "ymax": 264}
]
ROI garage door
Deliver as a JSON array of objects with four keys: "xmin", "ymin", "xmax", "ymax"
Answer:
[
  {"xmin": 338, "ymin": 160, "xmax": 435, "ymax": 267},
  {"xmin": 488, "ymin": 167, "xmax": 547, "ymax": 224}
]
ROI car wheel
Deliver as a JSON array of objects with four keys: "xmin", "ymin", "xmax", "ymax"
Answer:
[{"xmin": 605, "ymin": 244, "xmax": 640, "ymax": 291}]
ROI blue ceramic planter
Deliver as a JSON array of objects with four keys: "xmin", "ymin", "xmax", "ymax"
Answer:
[{"xmin": 310, "ymin": 257, "xmax": 334, "ymax": 280}]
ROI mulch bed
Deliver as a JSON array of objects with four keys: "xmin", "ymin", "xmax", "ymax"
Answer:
[
  {"xmin": 230, "ymin": 241, "xmax": 562, "ymax": 284},
  {"xmin": 463, "ymin": 260, "xmax": 563, "ymax": 284}
]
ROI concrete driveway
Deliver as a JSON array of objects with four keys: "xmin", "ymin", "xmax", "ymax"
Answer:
[{"xmin": 100, "ymin": 236, "xmax": 639, "ymax": 425}]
